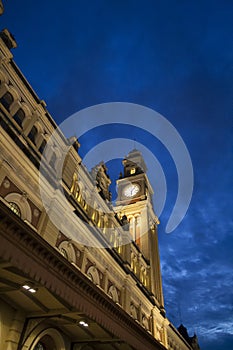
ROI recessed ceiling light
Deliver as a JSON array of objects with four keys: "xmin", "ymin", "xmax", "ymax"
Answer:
[
  {"xmin": 22, "ymin": 283, "xmax": 37, "ymax": 293},
  {"xmin": 22, "ymin": 284, "xmax": 30, "ymax": 290},
  {"xmin": 79, "ymin": 320, "xmax": 89, "ymax": 327}
]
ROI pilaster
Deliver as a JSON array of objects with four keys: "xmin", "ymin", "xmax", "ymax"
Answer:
[{"xmin": 5, "ymin": 310, "xmax": 25, "ymax": 350}]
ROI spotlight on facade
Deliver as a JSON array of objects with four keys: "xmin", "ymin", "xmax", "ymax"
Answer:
[
  {"xmin": 22, "ymin": 284, "xmax": 30, "ymax": 290},
  {"xmin": 22, "ymin": 283, "xmax": 37, "ymax": 293},
  {"xmin": 79, "ymin": 320, "xmax": 89, "ymax": 327}
]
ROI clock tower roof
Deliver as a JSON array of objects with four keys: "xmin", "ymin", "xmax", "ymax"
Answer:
[
  {"xmin": 122, "ymin": 149, "xmax": 147, "ymax": 178},
  {"xmin": 116, "ymin": 149, "xmax": 154, "ymax": 206}
]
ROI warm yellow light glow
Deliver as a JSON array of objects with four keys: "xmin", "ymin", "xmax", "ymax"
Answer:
[{"xmin": 130, "ymin": 168, "xmax": 136, "ymax": 174}]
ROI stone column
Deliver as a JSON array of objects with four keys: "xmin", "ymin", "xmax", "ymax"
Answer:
[{"xmin": 5, "ymin": 310, "xmax": 25, "ymax": 350}]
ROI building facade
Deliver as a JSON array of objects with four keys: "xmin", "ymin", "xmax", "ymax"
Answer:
[{"xmin": 0, "ymin": 6, "xmax": 200, "ymax": 350}]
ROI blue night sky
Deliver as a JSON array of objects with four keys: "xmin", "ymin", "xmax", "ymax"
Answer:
[{"xmin": 1, "ymin": 1, "xmax": 233, "ymax": 349}]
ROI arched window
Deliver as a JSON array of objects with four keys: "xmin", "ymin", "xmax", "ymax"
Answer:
[
  {"xmin": 28, "ymin": 125, "xmax": 38, "ymax": 144},
  {"xmin": 108, "ymin": 285, "xmax": 119, "ymax": 303},
  {"xmin": 13, "ymin": 108, "xmax": 25, "ymax": 127},
  {"xmin": 34, "ymin": 342, "xmax": 45, "ymax": 350},
  {"xmin": 135, "ymin": 216, "xmax": 141, "ymax": 246},
  {"xmin": 58, "ymin": 241, "xmax": 76, "ymax": 263},
  {"xmin": 86, "ymin": 266, "xmax": 100, "ymax": 285},
  {"xmin": 130, "ymin": 303, "xmax": 138, "ymax": 320},
  {"xmin": 142, "ymin": 315, "xmax": 149, "ymax": 330},
  {"xmin": 60, "ymin": 248, "xmax": 68, "ymax": 259},
  {"xmin": 33, "ymin": 335, "xmax": 56, "ymax": 350},
  {"xmin": 9, "ymin": 202, "xmax": 21, "ymax": 217},
  {"xmin": 28, "ymin": 328, "xmax": 65, "ymax": 350},
  {"xmin": 0, "ymin": 92, "xmax": 13, "ymax": 111},
  {"xmin": 39, "ymin": 139, "xmax": 47, "ymax": 154}
]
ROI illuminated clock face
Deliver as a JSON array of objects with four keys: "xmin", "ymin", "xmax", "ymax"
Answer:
[{"xmin": 123, "ymin": 183, "xmax": 140, "ymax": 197}]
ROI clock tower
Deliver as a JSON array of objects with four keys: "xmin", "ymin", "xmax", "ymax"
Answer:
[{"xmin": 115, "ymin": 149, "xmax": 164, "ymax": 308}]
